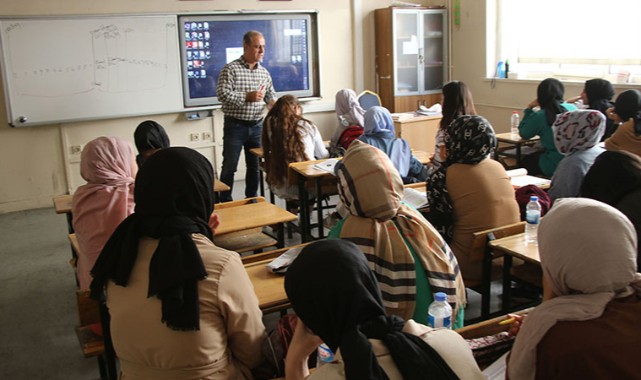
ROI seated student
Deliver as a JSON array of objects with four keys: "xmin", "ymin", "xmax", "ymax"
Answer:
[
  {"xmin": 604, "ymin": 89, "xmax": 641, "ymax": 157},
  {"xmin": 581, "ymin": 150, "xmax": 641, "ymax": 271},
  {"xmin": 262, "ymin": 95, "xmax": 329, "ymax": 200},
  {"xmin": 548, "ymin": 110, "xmax": 605, "ymax": 203},
  {"xmin": 432, "ymin": 80, "xmax": 477, "ymax": 172},
  {"xmin": 426, "ymin": 115, "xmax": 520, "ymax": 284},
  {"xmin": 507, "ymin": 198, "xmax": 641, "ymax": 380},
  {"xmin": 518, "ymin": 78, "xmax": 578, "ymax": 176},
  {"xmin": 357, "ymin": 106, "xmax": 428, "ymax": 183},
  {"xmin": 330, "ymin": 88, "xmax": 366, "ymax": 151},
  {"xmin": 71, "ymin": 136, "xmax": 136, "ymax": 290},
  {"xmin": 90, "ymin": 147, "xmax": 265, "ymax": 379},
  {"xmin": 328, "ymin": 140, "xmax": 466, "ymax": 327},
  {"xmin": 133, "ymin": 120, "xmax": 170, "ymax": 166},
  {"xmin": 284, "ymin": 239, "xmax": 485, "ymax": 380},
  {"xmin": 567, "ymin": 78, "xmax": 616, "ymax": 140}
]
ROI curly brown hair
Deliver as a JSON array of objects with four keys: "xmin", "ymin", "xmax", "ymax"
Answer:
[{"xmin": 262, "ymin": 95, "xmax": 311, "ymax": 187}]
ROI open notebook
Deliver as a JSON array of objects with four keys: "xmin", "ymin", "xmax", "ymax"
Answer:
[
  {"xmin": 506, "ymin": 168, "xmax": 551, "ymax": 188},
  {"xmin": 403, "ymin": 187, "xmax": 429, "ymax": 209}
]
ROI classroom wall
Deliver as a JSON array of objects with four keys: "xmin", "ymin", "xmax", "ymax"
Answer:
[
  {"xmin": 0, "ymin": 0, "xmax": 402, "ymax": 214},
  {"xmin": 6, "ymin": 0, "xmax": 599, "ymax": 214}
]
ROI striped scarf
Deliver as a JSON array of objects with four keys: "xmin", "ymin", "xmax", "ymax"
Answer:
[{"xmin": 336, "ymin": 140, "xmax": 466, "ymax": 320}]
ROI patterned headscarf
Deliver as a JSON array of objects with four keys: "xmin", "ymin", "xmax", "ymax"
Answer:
[
  {"xmin": 335, "ymin": 89, "xmax": 366, "ymax": 127},
  {"xmin": 335, "ymin": 140, "xmax": 466, "ymax": 322},
  {"xmin": 426, "ymin": 115, "xmax": 496, "ymax": 241},
  {"xmin": 508, "ymin": 198, "xmax": 641, "ymax": 380},
  {"xmin": 553, "ymin": 110, "xmax": 605, "ymax": 155}
]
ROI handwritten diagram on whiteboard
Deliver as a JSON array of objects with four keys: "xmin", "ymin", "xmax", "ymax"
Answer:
[{"xmin": 0, "ymin": 15, "xmax": 183, "ymax": 126}]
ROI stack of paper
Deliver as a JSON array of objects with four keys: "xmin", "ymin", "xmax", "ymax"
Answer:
[
  {"xmin": 506, "ymin": 168, "xmax": 551, "ymax": 188},
  {"xmin": 313, "ymin": 158, "xmax": 339, "ymax": 173}
]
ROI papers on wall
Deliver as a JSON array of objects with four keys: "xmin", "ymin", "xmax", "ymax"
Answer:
[
  {"xmin": 313, "ymin": 158, "xmax": 339, "ymax": 174},
  {"xmin": 403, "ymin": 187, "xmax": 429, "ymax": 210},
  {"xmin": 267, "ymin": 246, "xmax": 304, "ymax": 274},
  {"xmin": 506, "ymin": 168, "xmax": 551, "ymax": 188}
]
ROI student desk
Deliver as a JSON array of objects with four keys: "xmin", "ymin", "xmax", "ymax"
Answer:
[
  {"xmin": 290, "ymin": 151, "xmax": 431, "ymax": 243},
  {"xmin": 488, "ymin": 233, "xmax": 540, "ymax": 314},
  {"xmin": 392, "ymin": 113, "xmax": 442, "ymax": 152},
  {"xmin": 214, "ymin": 197, "xmax": 297, "ymax": 248},
  {"xmin": 52, "ymin": 179, "xmax": 230, "ymax": 231},
  {"xmin": 494, "ymin": 133, "xmax": 540, "ymax": 168}
]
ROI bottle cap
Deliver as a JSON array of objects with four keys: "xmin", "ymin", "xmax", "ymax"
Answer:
[
  {"xmin": 434, "ymin": 292, "xmax": 447, "ymax": 302},
  {"xmin": 512, "ymin": 111, "xmax": 519, "ymax": 114},
  {"xmin": 530, "ymin": 195, "xmax": 539, "ymax": 202}
]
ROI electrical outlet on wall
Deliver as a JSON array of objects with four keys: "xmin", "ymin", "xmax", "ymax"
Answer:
[
  {"xmin": 202, "ymin": 132, "xmax": 212, "ymax": 141},
  {"xmin": 70, "ymin": 145, "xmax": 83, "ymax": 154},
  {"xmin": 190, "ymin": 132, "xmax": 200, "ymax": 142}
]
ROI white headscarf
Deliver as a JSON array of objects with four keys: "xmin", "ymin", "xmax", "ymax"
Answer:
[
  {"xmin": 335, "ymin": 88, "xmax": 365, "ymax": 127},
  {"xmin": 508, "ymin": 198, "xmax": 641, "ymax": 380}
]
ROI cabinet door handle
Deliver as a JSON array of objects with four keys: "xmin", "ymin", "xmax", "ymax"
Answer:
[{"xmin": 379, "ymin": 75, "xmax": 391, "ymax": 80}]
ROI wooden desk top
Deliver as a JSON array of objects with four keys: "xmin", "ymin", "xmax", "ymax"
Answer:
[
  {"xmin": 53, "ymin": 194, "xmax": 73, "ymax": 214},
  {"xmin": 392, "ymin": 113, "xmax": 442, "ymax": 124},
  {"xmin": 289, "ymin": 159, "xmax": 339, "ymax": 178},
  {"xmin": 249, "ymin": 147, "xmax": 264, "ymax": 159},
  {"xmin": 496, "ymin": 132, "xmax": 540, "ymax": 144},
  {"xmin": 214, "ymin": 178, "xmax": 230, "ymax": 192},
  {"xmin": 53, "ymin": 180, "xmax": 229, "ymax": 215},
  {"xmin": 489, "ymin": 233, "xmax": 540, "ymax": 264},
  {"xmin": 214, "ymin": 198, "xmax": 297, "ymax": 236},
  {"xmin": 412, "ymin": 150, "xmax": 430, "ymax": 165},
  {"xmin": 245, "ymin": 258, "xmax": 288, "ymax": 311}
]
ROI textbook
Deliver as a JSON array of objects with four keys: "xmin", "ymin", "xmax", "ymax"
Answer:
[
  {"xmin": 313, "ymin": 158, "xmax": 339, "ymax": 174},
  {"xmin": 402, "ymin": 187, "xmax": 429, "ymax": 210},
  {"xmin": 506, "ymin": 168, "xmax": 551, "ymax": 188}
]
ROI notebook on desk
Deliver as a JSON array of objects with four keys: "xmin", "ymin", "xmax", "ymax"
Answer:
[
  {"xmin": 313, "ymin": 158, "xmax": 339, "ymax": 174},
  {"xmin": 506, "ymin": 168, "xmax": 551, "ymax": 188}
]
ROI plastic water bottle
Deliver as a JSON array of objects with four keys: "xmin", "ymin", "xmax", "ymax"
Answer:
[
  {"xmin": 317, "ymin": 343, "xmax": 334, "ymax": 367},
  {"xmin": 510, "ymin": 111, "xmax": 520, "ymax": 137},
  {"xmin": 525, "ymin": 196, "xmax": 541, "ymax": 244},
  {"xmin": 497, "ymin": 61, "xmax": 506, "ymax": 79},
  {"xmin": 428, "ymin": 292, "xmax": 452, "ymax": 329}
]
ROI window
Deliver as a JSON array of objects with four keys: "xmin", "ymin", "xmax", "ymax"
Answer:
[{"xmin": 492, "ymin": 0, "xmax": 641, "ymax": 84}]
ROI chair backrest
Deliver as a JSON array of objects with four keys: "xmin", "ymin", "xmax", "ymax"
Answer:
[
  {"xmin": 357, "ymin": 90, "xmax": 382, "ymax": 110},
  {"xmin": 465, "ymin": 221, "xmax": 526, "ymax": 287}
]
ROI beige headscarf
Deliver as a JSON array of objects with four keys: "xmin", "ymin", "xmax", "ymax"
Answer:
[
  {"xmin": 508, "ymin": 198, "xmax": 641, "ymax": 380},
  {"xmin": 335, "ymin": 140, "xmax": 466, "ymax": 321}
]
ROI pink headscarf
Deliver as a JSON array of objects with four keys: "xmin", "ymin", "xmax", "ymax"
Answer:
[{"xmin": 72, "ymin": 136, "xmax": 136, "ymax": 290}]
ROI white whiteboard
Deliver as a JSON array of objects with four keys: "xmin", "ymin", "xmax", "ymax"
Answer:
[{"xmin": 0, "ymin": 15, "xmax": 183, "ymax": 127}]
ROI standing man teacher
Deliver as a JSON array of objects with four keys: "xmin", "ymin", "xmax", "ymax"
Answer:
[{"xmin": 217, "ymin": 30, "xmax": 276, "ymax": 202}]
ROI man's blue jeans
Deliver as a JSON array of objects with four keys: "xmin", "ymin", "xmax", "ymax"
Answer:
[{"xmin": 219, "ymin": 117, "xmax": 262, "ymax": 202}]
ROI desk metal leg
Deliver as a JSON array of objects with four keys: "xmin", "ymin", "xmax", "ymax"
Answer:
[
  {"xmin": 276, "ymin": 223, "xmax": 284, "ymax": 249},
  {"xmin": 316, "ymin": 178, "xmax": 324, "ymax": 239},
  {"xmin": 258, "ymin": 169, "xmax": 265, "ymax": 198},
  {"xmin": 502, "ymin": 254, "xmax": 513, "ymax": 314},
  {"xmin": 515, "ymin": 144, "xmax": 522, "ymax": 167},
  {"xmin": 298, "ymin": 175, "xmax": 310, "ymax": 243}
]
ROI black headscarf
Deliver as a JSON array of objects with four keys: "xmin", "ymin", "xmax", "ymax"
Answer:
[
  {"xmin": 537, "ymin": 78, "xmax": 565, "ymax": 126},
  {"xmin": 134, "ymin": 120, "xmax": 171, "ymax": 166},
  {"xmin": 90, "ymin": 147, "xmax": 214, "ymax": 331},
  {"xmin": 581, "ymin": 150, "xmax": 641, "ymax": 207},
  {"xmin": 285, "ymin": 239, "xmax": 459, "ymax": 380},
  {"xmin": 584, "ymin": 79, "xmax": 616, "ymax": 140},
  {"xmin": 426, "ymin": 115, "xmax": 496, "ymax": 241},
  {"xmin": 613, "ymin": 89, "xmax": 641, "ymax": 135}
]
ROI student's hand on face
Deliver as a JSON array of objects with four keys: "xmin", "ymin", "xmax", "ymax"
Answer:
[
  {"xmin": 208, "ymin": 213, "xmax": 220, "ymax": 234},
  {"xmin": 527, "ymin": 99, "xmax": 539, "ymax": 109},
  {"xmin": 285, "ymin": 319, "xmax": 323, "ymax": 380},
  {"xmin": 606, "ymin": 107, "xmax": 623, "ymax": 123}
]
